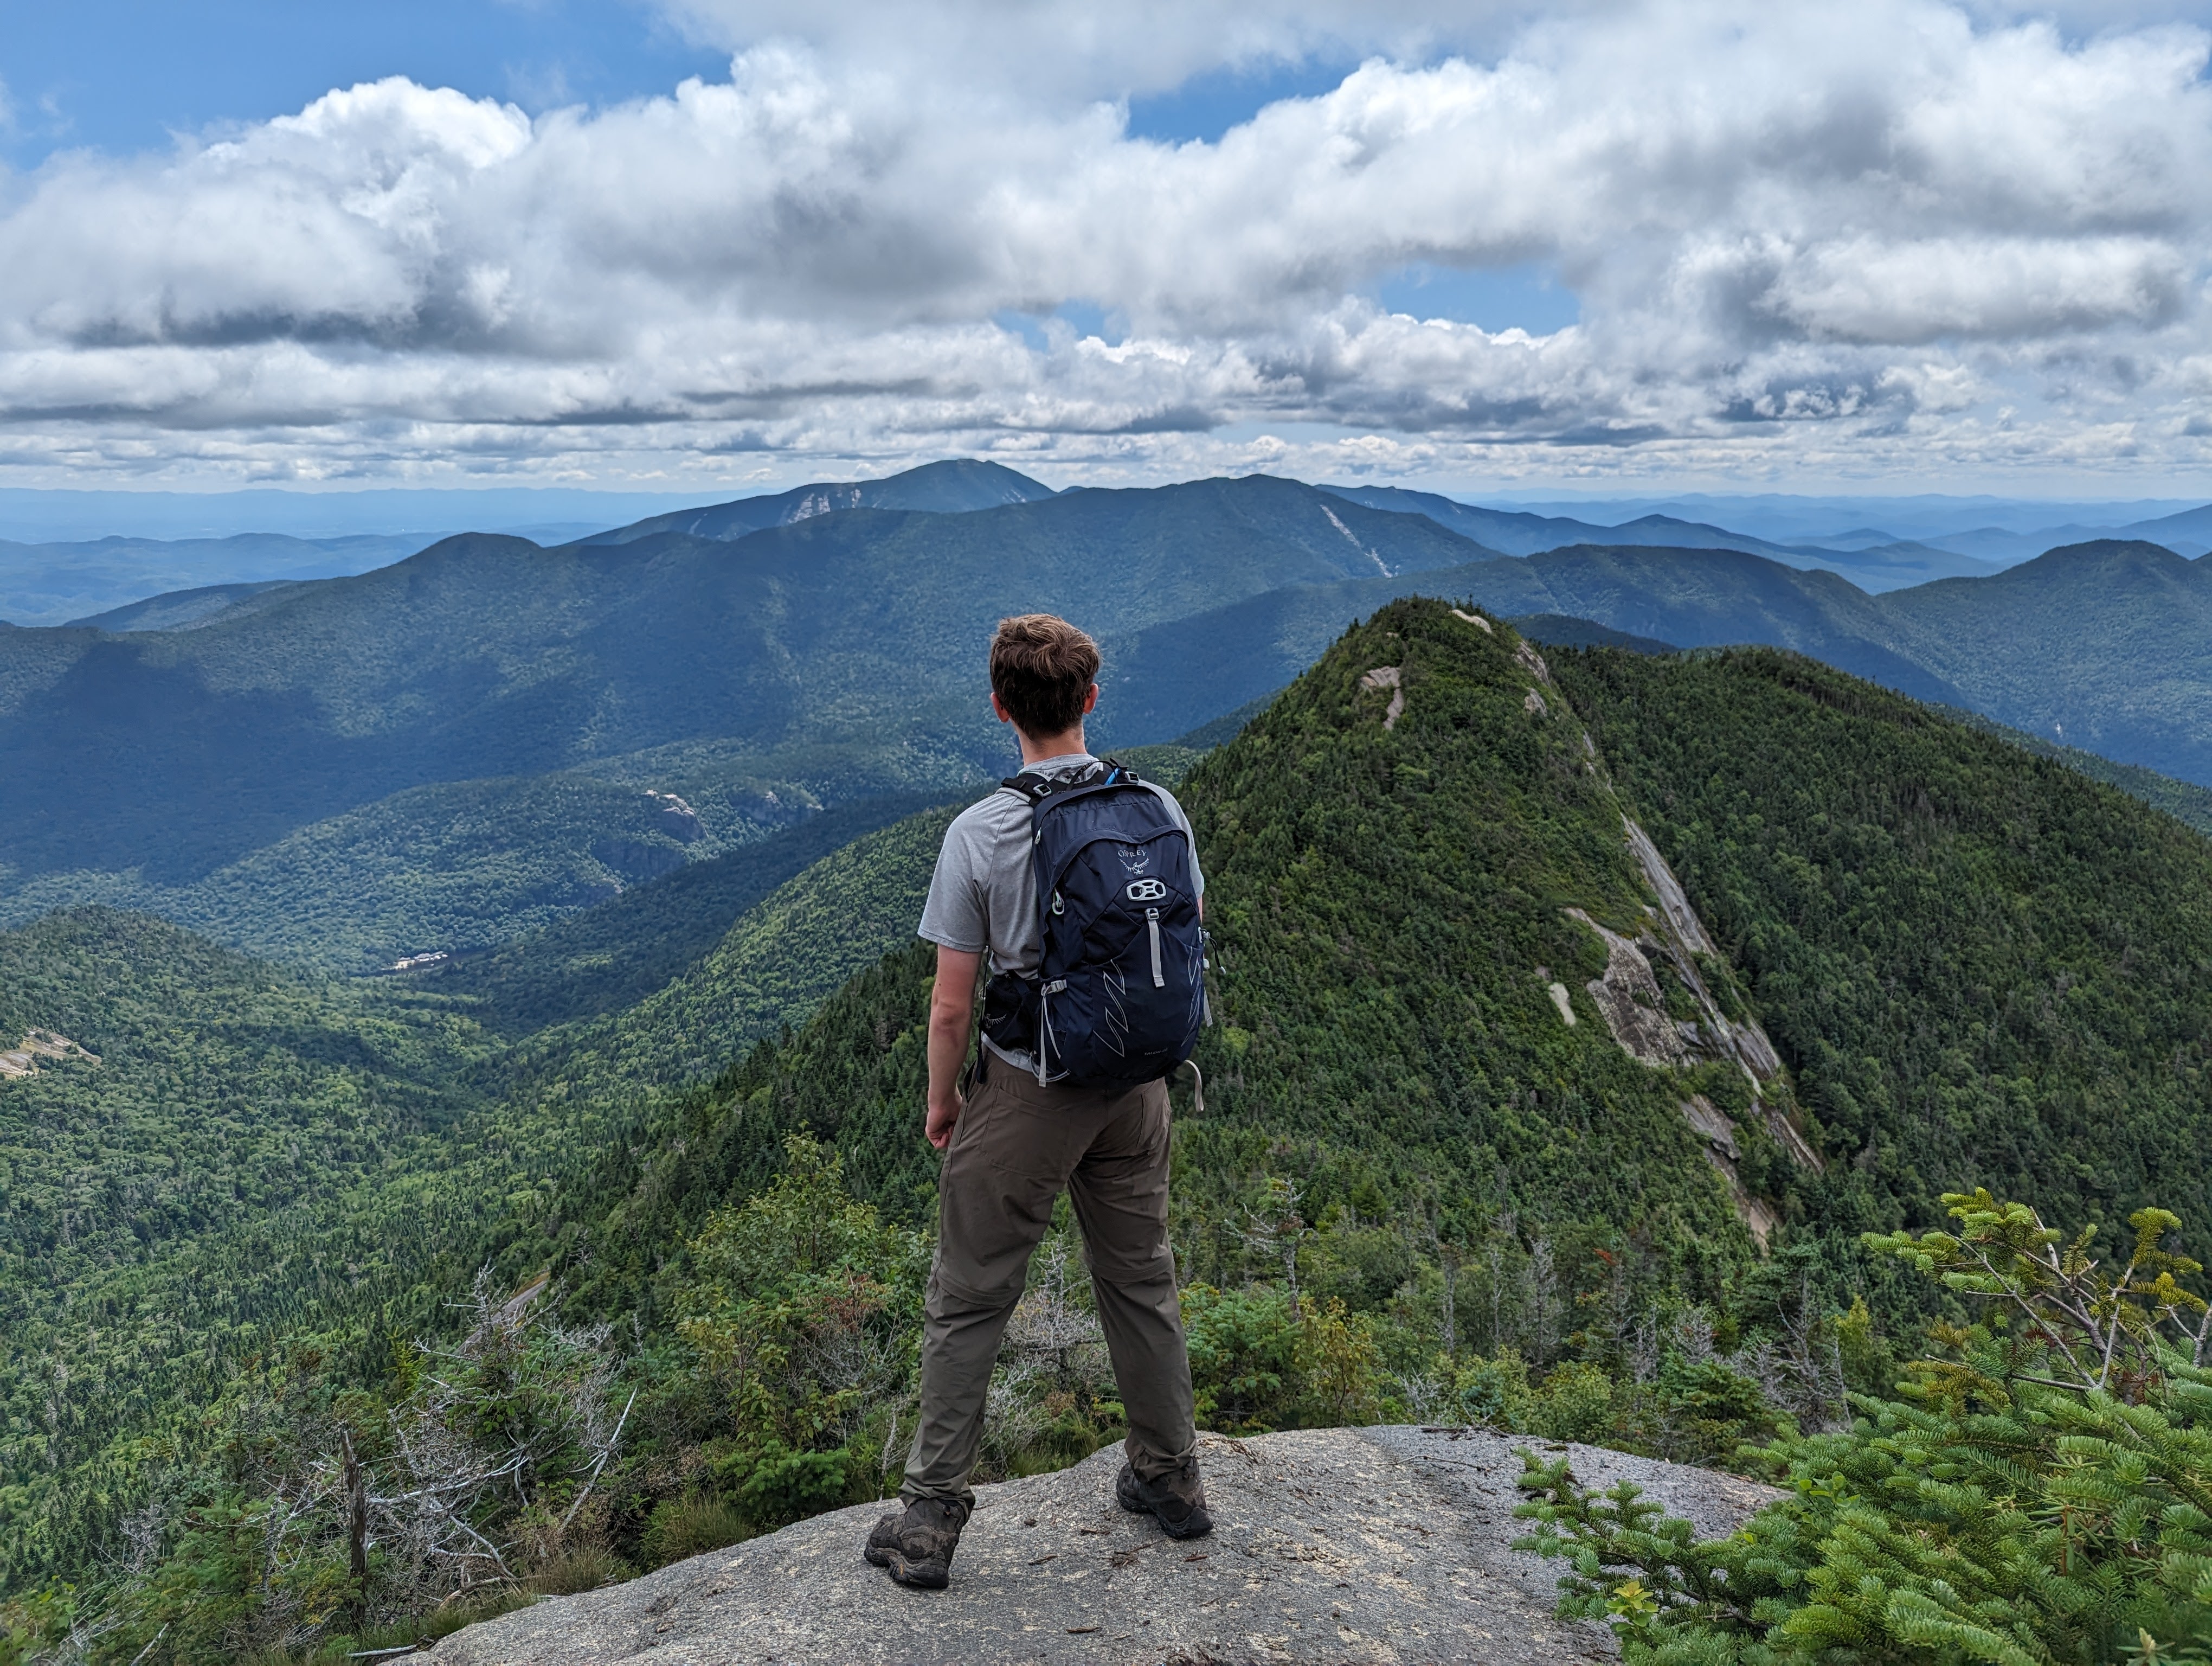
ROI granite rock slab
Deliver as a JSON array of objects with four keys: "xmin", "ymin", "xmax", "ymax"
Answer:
[{"xmin": 430, "ymin": 1426, "xmax": 1778, "ymax": 1665}]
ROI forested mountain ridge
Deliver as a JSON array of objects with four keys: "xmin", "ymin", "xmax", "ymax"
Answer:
[
  {"xmin": 1111, "ymin": 536, "xmax": 2212, "ymax": 787},
  {"xmin": 1322, "ymin": 482, "xmax": 2002, "ymax": 590},
  {"xmin": 7, "ymin": 470, "xmax": 2211, "ymax": 988},
  {"xmin": 580, "ymin": 458, "xmax": 1056, "ymax": 545},
  {"xmin": 1880, "ymin": 537, "xmax": 2212, "ymax": 780},
  {"xmin": 1101, "ymin": 543, "xmax": 1930, "ymax": 742},
  {"xmin": 0, "ymin": 477, "xmax": 1491, "ymax": 901}
]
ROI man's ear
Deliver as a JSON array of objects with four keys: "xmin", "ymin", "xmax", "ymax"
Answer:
[
  {"xmin": 1083, "ymin": 683, "xmax": 1099, "ymax": 715},
  {"xmin": 991, "ymin": 690, "xmax": 1012, "ymax": 725}
]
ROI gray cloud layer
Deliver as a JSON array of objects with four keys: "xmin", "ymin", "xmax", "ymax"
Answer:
[{"xmin": 2, "ymin": 0, "xmax": 2210, "ymax": 487}]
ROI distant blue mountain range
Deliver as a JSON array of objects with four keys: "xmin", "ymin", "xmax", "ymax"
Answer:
[{"xmin": 3, "ymin": 458, "xmax": 2210, "ymax": 973}]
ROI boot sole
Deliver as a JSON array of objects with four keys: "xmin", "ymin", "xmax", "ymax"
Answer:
[
  {"xmin": 886, "ymin": 1552, "xmax": 950, "ymax": 1589},
  {"xmin": 1148, "ymin": 1508, "xmax": 1214, "ymax": 1541},
  {"xmin": 1116, "ymin": 1473, "xmax": 1214, "ymax": 1540}
]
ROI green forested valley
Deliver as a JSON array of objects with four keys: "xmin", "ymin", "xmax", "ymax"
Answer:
[{"xmin": 9, "ymin": 601, "xmax": 2212, "ymax": 1663}]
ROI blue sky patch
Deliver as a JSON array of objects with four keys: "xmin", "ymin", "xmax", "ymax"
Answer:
[
  {"xmin": 1372, "ymin": 262, "xmax": 1580, "ymax": 335},
  {"xmin": 996, "ymin": 300, "xmax": 1129, "ymax": 351},
  {"xmin": 0, "ymin": 0, "xmax": 725, "ymax": 167},
  {"xmin": 1124, "ymin": 56, "xmax": 1356, "ymax": 145}
]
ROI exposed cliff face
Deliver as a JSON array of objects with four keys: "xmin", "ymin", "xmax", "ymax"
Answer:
[
  {"xmin": 646, "ymin": 790, "xmax": 703, "ymax": 842},
  {"xmin": 431, "ymin": 1428, "xmax": 1777, "ymax": 1666},
  {"xmin": 0, "ymin": 1028, "xmax": 98, "ymax": 1080}
]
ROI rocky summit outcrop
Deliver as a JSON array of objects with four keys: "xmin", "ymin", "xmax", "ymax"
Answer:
[{"xmin": 433, "ymin": 1427, "xmax": 1776, "ymax": 1666}]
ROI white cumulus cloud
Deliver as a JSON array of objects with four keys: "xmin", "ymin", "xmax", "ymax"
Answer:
[{"xmin": 0, "ymin": 0, "xmax": 2209, "ymax": 488}]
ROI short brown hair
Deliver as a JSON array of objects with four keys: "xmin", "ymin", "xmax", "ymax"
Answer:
[{"xmin": 990, "ymin": 614, "xmax": 1100, "ymax": 737}]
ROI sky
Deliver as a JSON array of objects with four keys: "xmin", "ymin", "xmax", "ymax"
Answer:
[{"xmin": 3, "ymin": 0, "xmax": 2212, "ymax": 498}]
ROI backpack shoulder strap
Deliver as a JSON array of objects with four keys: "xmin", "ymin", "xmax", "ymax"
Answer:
[
  {"xmin": 1097, "ymin": 756, "xmax": 1143, "ymax": 786},
  {"xmin": 999, "ymin": 759, "xmax": 1135, "ymax": 807}
]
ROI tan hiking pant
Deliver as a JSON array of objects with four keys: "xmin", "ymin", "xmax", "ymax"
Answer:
[{"xmin": 899, "ymin": 1056, "xmax": 1197, "ymax": 1507}]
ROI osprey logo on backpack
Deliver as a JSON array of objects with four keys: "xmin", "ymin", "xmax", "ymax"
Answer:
[{"xmin": 982, "ymin": 760, "xmax": 1207, "ymax": 1091}]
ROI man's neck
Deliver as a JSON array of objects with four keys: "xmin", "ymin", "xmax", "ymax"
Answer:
[{"xmin": 1017, "ymin": 723, "xmax": 1088, "ymax": 766}]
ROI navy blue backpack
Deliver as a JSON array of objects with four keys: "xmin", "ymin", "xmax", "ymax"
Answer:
[{"xmin": 981, "ymin": 760, "xmax": 1206, "ymax": 1091}]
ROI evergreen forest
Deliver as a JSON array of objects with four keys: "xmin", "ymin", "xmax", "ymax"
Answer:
[{"xmin": 5, "ymin": 600, "xmax": 2212, "ymax": 1663}]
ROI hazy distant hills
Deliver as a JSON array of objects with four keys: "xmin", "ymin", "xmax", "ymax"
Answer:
[
  {"xmin": 1907, "ymin": 505, "xmax": 2212, "ymax": 564},
  {"xmin": 0, "ymin": 530, "xmax": 434, "ymax": 627},
  {"xmin": 1321, "ymin": 482, "xmax": 2001, "ymax": 591},
  {"xmin": 579, "ymin": 457, "xmax": 1057, "ymax": 545},
  {"xmin": 1485, "ymin": 490, "xmax": 2212, "ymax": 562}
]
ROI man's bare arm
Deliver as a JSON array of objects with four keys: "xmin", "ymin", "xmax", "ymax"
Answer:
[{"xmin": 925, "ymin": 944, "xmax": 983, "ymax": 1149}]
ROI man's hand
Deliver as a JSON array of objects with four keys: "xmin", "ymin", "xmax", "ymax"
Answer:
[
  {"xmin": 925, "ymin": 1088, "xmax": 963, "ymax": 1150},
  {"xmin": 925, "ymin": 944, "xmax": 983, "ymax": 1151}
]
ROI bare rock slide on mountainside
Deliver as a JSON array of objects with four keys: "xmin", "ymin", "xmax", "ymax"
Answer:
[
  {"xmin": 1420, "ymin": 610, "xmax": 1817, "ymax": 1244},
  {"xmin": 432, "ymin": 1428, "xmax": 1776, "ymax": 1666},
  {"xmin": 0, "ymin": 1028, "xmax": 98, "ymax": 1079}
]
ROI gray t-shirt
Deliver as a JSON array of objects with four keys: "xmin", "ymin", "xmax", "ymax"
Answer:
[{"xmin": 918, "ymin": 752, "xmax": 1204, "ymax": 1068}]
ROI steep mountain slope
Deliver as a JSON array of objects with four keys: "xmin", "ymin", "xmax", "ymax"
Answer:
[
  {"xmin": 1165, "ymin": 601, "xmax": 1811, "ymax": 1253},
  {"xmin": 1558, "ymin": 646, "xmax": 2212, "ymax": 1235},
  {"xmin": 424, "ymin": 790, "xmax": 956, "ymax": 1034},
  {"xmin": 581, "ymin": 458, "xmax": 1057, "ymax": 544},
  {"xmin": 65, "ymin": 579, "xmax": 304, "ymax": 632},
  {"xmin": 0, "ymin": 909, "xmax": 496, "ymax": 1582},
  {"xmin": 0, "ymin": 477, "xmax": 1493, "ymax": 898}
]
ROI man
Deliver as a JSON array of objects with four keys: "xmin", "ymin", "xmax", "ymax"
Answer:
[{"xmin": 864, "ymin": 613, "xmax": 1213, "ymax": 1591}]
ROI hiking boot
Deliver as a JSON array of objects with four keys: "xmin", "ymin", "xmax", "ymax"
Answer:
[
  {"xmin": 863, "ymin": 1497, "xmax": 970, "ymax": 1589},
  {"xmin": 1116, "ymin": 1459, "xmax": 1213, "ymax": 1540}
]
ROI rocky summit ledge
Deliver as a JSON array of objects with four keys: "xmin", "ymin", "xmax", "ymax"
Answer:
[{"xmin": 432, "ymin": 1427, "xmax": 1777, "ymax": 1666}]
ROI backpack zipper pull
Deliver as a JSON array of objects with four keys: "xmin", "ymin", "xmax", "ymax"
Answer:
[{"xmin": 1147, "ymin": 906, "xmax": 1165, "ymax": 988}]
